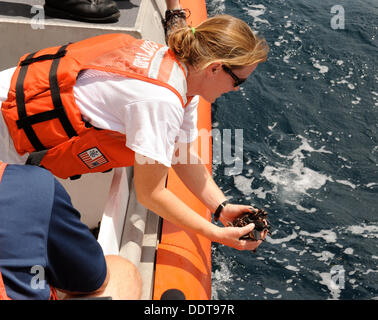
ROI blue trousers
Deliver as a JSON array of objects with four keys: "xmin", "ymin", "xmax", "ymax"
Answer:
[{"xmin": 0, "ymin": 164, "xmax": 107, "ymax": 299}]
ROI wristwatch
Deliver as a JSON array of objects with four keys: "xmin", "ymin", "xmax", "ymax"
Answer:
[{"xmin": 213, "ymin": 200, "xmax": 229, "ymax": 222}]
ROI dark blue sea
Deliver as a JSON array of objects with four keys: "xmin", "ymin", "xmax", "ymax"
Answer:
[{"xmin": 206, "ymin": 0, "xmax": 378, "ymax": 300}]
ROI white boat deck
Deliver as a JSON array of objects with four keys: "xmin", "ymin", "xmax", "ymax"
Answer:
[
  {"xmin": 0, "ymin": 0, "xmax": 166, "ymax": 69},
  {"xmin": 0, "ymin": 0, "xmax": 167, "ymax": 300}
]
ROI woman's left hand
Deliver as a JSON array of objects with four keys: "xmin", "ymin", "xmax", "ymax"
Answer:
[
  {"xmin": 218, "ymin": 204, "xmax": 255, "ymax": 226},
  {"xmin": 218, "ymin": 204, "xmax": 268, "ymax": 242}
]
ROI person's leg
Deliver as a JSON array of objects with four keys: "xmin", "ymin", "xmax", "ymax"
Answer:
[
  {"xmin": 101, "ymin": 255, "xmax": 142, "ymax": 300},
  {"xmin": 47, "ymin": 179, "xmax": 141, "ymax": 300},
  {"xmin": 73, "ymin": 255, "xmax": 142, "ymax": 300}
]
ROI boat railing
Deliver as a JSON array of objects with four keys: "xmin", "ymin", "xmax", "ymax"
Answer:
[{"xmin": 98, "ymin": 167, "xmax": 161, "ymax": 300}]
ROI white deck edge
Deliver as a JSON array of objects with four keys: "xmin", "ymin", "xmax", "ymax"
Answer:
[
  {"xmin": 97, "ymin": 167, "xmax": 131, "ymax": 255},
  {"xmin": 97, "ymin": 167, "xmax": 162, "ymax": 300}
]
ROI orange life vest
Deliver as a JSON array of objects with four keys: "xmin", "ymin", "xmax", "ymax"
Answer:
[{"xmin": 1, "ymin": 33, "xmax": 190, "ymax": 179}]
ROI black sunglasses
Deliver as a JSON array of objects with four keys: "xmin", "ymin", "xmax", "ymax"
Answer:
[{"xmin": 222, "ymin": 65, "xmax": 247, "ymax": 87}]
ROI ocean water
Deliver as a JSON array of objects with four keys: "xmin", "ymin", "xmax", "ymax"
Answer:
[{"xmin": 206, "ymin": 0, "xmax": 378, "ymax": 299}]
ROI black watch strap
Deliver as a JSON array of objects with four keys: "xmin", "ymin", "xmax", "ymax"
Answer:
[{"xmin": 213, "ymin": 200, "xmax": 229, "ymax": 222}]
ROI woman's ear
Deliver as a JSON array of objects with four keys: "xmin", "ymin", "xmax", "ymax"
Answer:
[{"xmin": 206, "ymin": 62, "xmax": 222, "ymax": 77}]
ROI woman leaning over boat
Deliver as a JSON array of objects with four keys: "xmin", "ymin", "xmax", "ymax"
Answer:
[{"xmin": 0, "ymin": 15, "xmax": 269, "ymax": 251}]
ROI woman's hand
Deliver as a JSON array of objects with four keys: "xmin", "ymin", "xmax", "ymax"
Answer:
[
  {"xmin": 218, "ymin": 203, "xmax": 254, "ymax": 226},
  {"xmin": 212, "ymin": 223, "xmax": 266, "ymax": 251},
  {"xmin": 217, "ymin": 204, "xmax": 268, "ymax": 248}
]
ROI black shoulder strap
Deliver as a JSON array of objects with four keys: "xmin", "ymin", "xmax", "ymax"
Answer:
[{"xmin": 15, "ymin": 44, "xmax": 77, "ymax": 152}]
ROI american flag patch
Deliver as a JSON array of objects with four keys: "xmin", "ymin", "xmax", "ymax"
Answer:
[{"xmin": 78, "ymin": 147, "xmax": 109, "ymax": 169}]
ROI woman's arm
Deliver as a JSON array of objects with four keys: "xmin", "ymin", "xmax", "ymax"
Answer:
[
  {"xmin": 134, "ymin": 153, "xmax": 264, "ymax": 251},
  {"xmin": 172, "ymin": 142, "xmax": 227, "ymax": 213},
  {"xmin": 172, "ymin": 142, "xmax": 261, "ymax": 226}
]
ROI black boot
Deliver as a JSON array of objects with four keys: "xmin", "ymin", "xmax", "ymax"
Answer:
[{"xmin": 44, "ymin": 0, "xmax": 120, "ymax": 23}]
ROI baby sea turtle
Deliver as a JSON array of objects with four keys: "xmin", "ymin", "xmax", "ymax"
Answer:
[{"xmin": 231, "ymin": 208, "xmax": 271, "ymax": 241}]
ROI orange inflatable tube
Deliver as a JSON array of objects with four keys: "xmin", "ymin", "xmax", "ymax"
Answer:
[{"xmin": 152, "ymin": 0, "xmax": 212, "ymax": 300}]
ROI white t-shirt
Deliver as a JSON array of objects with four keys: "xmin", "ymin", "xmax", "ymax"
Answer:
[
  {"xmin": 0, "ymin": 67, "xmax": 28, "ymax": 164},
  {"xmin": 0, "ymin": 67, "xmax": 199, "ymax": 167}
]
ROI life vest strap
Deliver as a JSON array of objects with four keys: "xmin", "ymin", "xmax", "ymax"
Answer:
[
  {"xmin": 49, "ymin": 44, "xmax": 78, "ymax": 139},
  {"xmin": 16, "ymin": 52, "xmax": 45, "ymax": 151},
  {"xmin": 16, "ymin": 107, "xmax": 68, "ymax": 128},
  {"xmin": 20, "ymin": 49, "xmax": 67, "ymax": 66},
  {"xmin": 15, "ymin": 44, "xmax": 77, "ymax": 152}
]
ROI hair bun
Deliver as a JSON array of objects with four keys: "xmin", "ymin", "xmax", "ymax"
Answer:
[{"xmin": 167, "ymin": 15, "xmax": 269, "ymax": 69}]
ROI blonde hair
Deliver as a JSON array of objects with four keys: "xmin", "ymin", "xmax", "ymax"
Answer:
[{"xmin": 168, "ymin": 15, "xmax": 269, "ymax": 70}]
